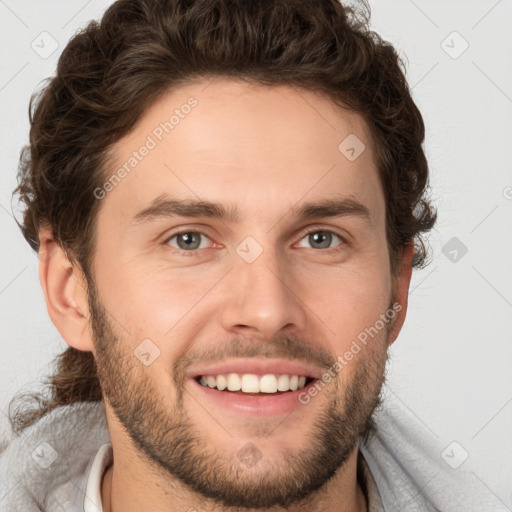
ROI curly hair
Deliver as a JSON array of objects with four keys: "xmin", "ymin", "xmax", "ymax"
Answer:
[{"xmin": 9, "ymin": 0, "xmax": 437, "ymax": 434}]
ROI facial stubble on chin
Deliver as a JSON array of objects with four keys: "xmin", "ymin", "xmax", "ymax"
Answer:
[{"xmin": 86, "ymin": 275, "xmax": 390, "ymax": 510}]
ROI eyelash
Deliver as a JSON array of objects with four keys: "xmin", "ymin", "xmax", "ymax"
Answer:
[{"xmin": 162, "ymin": 227, "xmax": 348, "ymax": 255}]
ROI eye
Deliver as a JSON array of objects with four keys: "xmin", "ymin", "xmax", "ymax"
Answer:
[
  {"xmin": 165, "ymin": 231, "xmax": 212, "ymax": 251},
  {"xmin": 297, "ymin": 230, "xmax": 345, "ymax": 250}
]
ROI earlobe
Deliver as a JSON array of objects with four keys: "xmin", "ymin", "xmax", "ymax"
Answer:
[
  {"xmin": 387, "ymin": 243, "xmax": 415, "ymax": 346},
  {"xmin": 38, "ymin": 227, "xmax": 94, "ymax": 352}
]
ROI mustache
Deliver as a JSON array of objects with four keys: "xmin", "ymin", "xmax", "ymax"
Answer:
[{"xmin": 174, "ymin": 334, "xmax": 337, "ymax": 380}]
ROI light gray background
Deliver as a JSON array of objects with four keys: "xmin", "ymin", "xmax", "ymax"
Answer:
[{"xmin": 1, "ymin": 0, "xmax": 511, "ymax": 504}]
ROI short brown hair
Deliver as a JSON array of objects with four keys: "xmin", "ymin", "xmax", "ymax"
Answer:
[{"xmin": 10, "ymin": 0, "xmax": 437, "ymax": 433}]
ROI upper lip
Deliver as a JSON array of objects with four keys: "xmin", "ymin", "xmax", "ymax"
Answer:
[{"xmin": 187, "ymin": 358, "xmax": 324, "ymax": 380}]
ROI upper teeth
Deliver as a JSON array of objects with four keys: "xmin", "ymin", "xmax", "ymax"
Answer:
[{"xmin": 198, "ymin": 373, "xmax": 308, "ymax": 393}]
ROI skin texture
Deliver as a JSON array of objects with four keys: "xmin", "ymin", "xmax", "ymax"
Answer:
[{"xmin": 38, "ymin": 78, "xmax": 414, "ymax": 512}]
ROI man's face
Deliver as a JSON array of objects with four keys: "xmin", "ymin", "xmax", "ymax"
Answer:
[{"xmin": 86, "ymin": 78, "xmax": 404, "ymax": 508}]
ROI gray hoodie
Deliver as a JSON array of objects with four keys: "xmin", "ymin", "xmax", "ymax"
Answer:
[{"xmin": 0, "ymin": 389, "xmax": 507, "ymax": 511}]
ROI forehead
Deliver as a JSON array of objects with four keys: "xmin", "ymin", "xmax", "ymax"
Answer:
[{"xmin": 100, "ymin": 78, "xmax": 385, "ymax": 228}]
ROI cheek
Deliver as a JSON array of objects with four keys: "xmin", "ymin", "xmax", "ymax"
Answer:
[
  {"xmin": 297, "ymin": 262, "xmax": 391, "ymax": 346},
  {"xmin": 96, "ymin": 259, "xmax": 227, "ymax": 344},
  {"xmin": 94, "ymin": 229, "xmax": 391, "ymax": 348}
]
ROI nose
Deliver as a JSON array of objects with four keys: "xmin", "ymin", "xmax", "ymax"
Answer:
[{"xmin": 219, "ymin": 245, "xmax": 307, "ymax": 340}]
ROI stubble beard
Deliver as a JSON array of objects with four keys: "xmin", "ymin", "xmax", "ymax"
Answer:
[{"xmin": 87, "ymin": 276, "xmax": 389, "ymax": 510}]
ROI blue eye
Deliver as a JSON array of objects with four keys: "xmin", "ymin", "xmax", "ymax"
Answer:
[
  {"xmin": 165, "ymin": 231, "xmax": 211, "ymax": 251},
  {"xmin": 297, "ymin": 230, "xmax": 344, "ymax": 250},
  {"xmin": 163, "ymin": 228, "xmax": 346, "ymax": 255}
]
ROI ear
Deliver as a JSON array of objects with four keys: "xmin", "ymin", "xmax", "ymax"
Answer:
[
  {"xmin": 387, "ymin": 243, "xmax": 415, "ymax": 346},
  {"xmin": 38, "ymin": 226, "xmax": 94, "ymax": 352}
]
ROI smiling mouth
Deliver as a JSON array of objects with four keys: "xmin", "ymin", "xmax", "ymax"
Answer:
[{"xmin": 194, "ymin": 373, "xmax": 315, "ymax": 395}]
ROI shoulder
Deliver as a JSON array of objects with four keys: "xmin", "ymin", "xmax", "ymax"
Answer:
[
  {"xmin": 360, "ymin": 388, "xmax": 508, "ymax": 512},
  {"xmin": 0, "ymin": 401, "xmax": 110, "ymax": 511}
]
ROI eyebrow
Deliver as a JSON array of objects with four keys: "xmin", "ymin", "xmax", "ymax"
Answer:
[{"xmin": 129, "ymin": 194, "xmax": 372, "ymax": 226}]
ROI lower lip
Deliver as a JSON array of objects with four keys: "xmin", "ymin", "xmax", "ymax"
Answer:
[{"xmin": 189, "ymin": 378, "xmax": 318, "ymax": 416}]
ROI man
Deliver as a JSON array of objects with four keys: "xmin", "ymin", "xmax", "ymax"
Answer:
[{"xmin": 0, "ymin": 0, "xmax": 505, "ymax": 511}]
